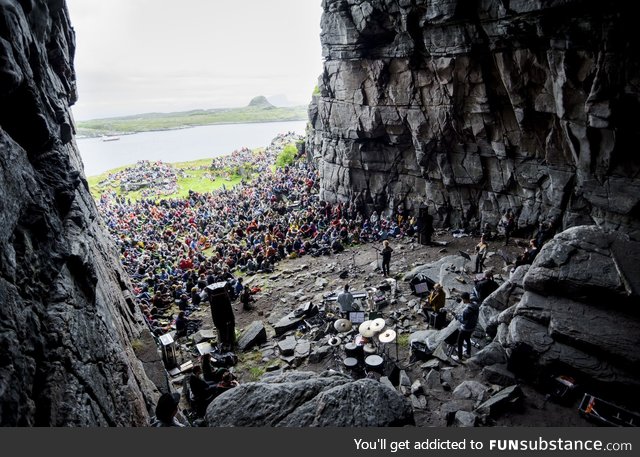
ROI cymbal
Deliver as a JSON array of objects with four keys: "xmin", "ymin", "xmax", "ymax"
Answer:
[
  {"xmin": 328, "ymin": 336, "xmax": 342, "ymax": 347},
  {"xmin": 333, "ymin": 319, "xmax": 352, "ymax": 333},
  {"xmin": 378, "ymin": 329, "xmax": 397, "ymax": 343},
  {"xmin": 359, "ymin": 321, "xmax": 376, "ymax": 338},
  {"xmin": 371, "ymin": 318, "xmax": 386, "ymax": 332},
  {"xmin": 358, "ymin": 320, "xmax": 372, "ymax": 333}
]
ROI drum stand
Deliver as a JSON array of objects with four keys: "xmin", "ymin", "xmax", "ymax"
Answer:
[
  {"xmin": 327, "ymin": 336, "xmax": 343, "ymax": 371},
  {"xmin": 331, "ymin": 346, "xmax": 342, "ymax": 371}
]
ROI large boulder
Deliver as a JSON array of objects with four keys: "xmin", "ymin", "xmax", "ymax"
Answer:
[
  {"xmin": 524, "ymin": 226, "xmax": 640, "ymax": 305},
  {"xmin": 466, "ymin": 342, "xmax": 507, "ymax": 370},
  {"xmin": 205, "ymin": 371, "xmax": 414, "ymax": 427},
  {"xmin": 237, "ymin": 321, "xmax": 267, "ymax": 352},
  {"xmin": 501, "ymin": 227, "xmax": 640, "ymax": 402},
  {"xmin": 481, "ymin": 364, "xmax": 517, "ymax": 387},
  {"xmin": 405, "ymin": 256, "xmax": 474, "ymax": 298},
  {"xmin": 483, "ymin": 265, "xmax": 529, "ymax": 313},
  {"xmin": 475, "ymin": 385, "xmax": 524, "ymax": 418},
  {"xmin": 452, "ymin": 381, "xmax": 490, "ymax": 403}
]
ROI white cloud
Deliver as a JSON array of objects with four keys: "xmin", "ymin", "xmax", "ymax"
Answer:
[{"xmin": 66, "ymin": 0, "xmax": 323, "ymax": 120}]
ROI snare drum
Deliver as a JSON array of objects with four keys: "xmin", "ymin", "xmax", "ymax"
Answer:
[
  {"xmin": 364, "ymin": 354, "xmax": 384, "ymax": 374},
  {"xmin": 363, "ymin": 343, "xmax": 377, "ymax": 355}
]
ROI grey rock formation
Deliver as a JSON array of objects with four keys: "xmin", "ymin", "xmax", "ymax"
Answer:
[
  {"xmin": 453, "ymin": 410, "xmax": 477, "ymax": 427},
  {"xmin": 483, "ymin": 226, "xmax": 640, "ymax": 402},
  {"xmin": 523, "ymin": 226, "xmax": 640, "ymax": 305},
  {"xmin": 237, "ymin": 321, "xmax": 267, "ymax": 352},
  {"xmin": 476, "ymin": 385, "xmax": 523, "ymax": 418},
  {"xmin": 466, "ymin": 341, "xmax": 507, "ymax": 370},
  {"xmin": 309, "ymin": 0, "xmax": 640, "ymax": 237},
  {"xmin": 452, "ymin": 380, "xmax": 490, "ymax": 404},
  {"xmin": 423, "ymin": 369, "xmax": 442, "ymax": 391},
  {"xmin": 0, "ymin": 1, "xmax": 157, "ymax": 425},
  {"xmin": 205, "ymin": 371, "xmax": 414, "ymax": 426},
  {"xmin": 277, "ymin": 335, "xmax": 298, "ymax": 356},
  {"xmin": 481, "ymin": 364, "xmax": 517, "ymax": 387},
  {"xmin": 440, "ymin": 399, "xmax": 475, "ymax": 425},
  {"xmin": 404, "ymin": 255, "xmax": 474, "ymax": 297},
  {"xmin": 483, "ymin": 266, "xmax": 529, "ymax": 313}
]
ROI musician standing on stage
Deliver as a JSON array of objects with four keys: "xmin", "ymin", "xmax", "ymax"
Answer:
[
  {"xmin": 381, "ymin": 240, "xmax": 393, "ymax": 277},
  {"xmin": 337, "ymin": 284, "xmax": 357, "ymax": 316}
]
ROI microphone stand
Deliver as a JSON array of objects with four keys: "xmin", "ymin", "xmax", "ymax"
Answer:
[{"xmin": 372, "ymin": 246, "xmax": 380, "ymax": 272}]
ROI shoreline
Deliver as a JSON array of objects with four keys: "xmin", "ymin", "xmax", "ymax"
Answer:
[
  {"xmin": 77, "ymin": 120, "xmax": 307, "ymax": 176},
  {"xmin": 76, "ymin": 117, "xmax": 308, "ymax": 139}
]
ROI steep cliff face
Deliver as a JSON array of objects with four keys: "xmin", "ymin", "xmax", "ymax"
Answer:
[
  {"xmin": 0, "ymin": 1, "xmax": 157, "ymax": 426},
  {"xmin": 308, "ymin": 0, "xmax": 640, "ymax": 237}
]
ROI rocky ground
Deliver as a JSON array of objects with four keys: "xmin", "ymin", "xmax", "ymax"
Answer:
[{"xmin": 169, "ymin": 231, "xmax": 595, "ymax": 427}]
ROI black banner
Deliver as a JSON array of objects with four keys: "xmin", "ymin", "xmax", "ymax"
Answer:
[{"xmin": 2, "ymin": 427, "xmax": 637, "ymax": 457}]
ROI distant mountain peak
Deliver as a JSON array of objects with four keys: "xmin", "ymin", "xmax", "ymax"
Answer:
[{"xmin": 248, "ymin": 96, "xmax": 274, "ymax": 108}]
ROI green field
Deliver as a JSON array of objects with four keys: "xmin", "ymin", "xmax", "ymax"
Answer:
[
  {"xmin": 77, "ymin": 105, "xmax": 308, "ymax": 137},
  {"xmin": 88, "ymin": 158, "xmax": 244, "ymax": 201}
]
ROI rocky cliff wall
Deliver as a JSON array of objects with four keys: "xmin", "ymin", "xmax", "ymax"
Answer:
[
  {"xmin": 0, "ymin": 0, "xmax": 157, "ymax": 425},
  {"xmin": 308, "ymin": 0, "xmax": 640, "ymax": 238}
]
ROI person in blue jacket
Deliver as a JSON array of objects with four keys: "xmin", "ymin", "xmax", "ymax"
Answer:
[{"xmin": 452, "ymin": 292, "xmax": 480, "ymax": 362}]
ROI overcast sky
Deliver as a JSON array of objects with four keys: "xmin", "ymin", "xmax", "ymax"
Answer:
[{"xmin": 66, "ymin": 0, "xmax": 324, "ymax": 120}]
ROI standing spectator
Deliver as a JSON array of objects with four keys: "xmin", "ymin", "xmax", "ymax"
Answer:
[
  {"xmin": 499, "ymin": 209, "xmax": 515, "ymax": 246},
  {"xmin": 474, "ymin": 235, "xmax": 488, "ymax": 274},
  {"xmin": 452, "ymin": 292, "xmax": 480, "ymax": 362},
  {"xmin": 381, "ymin": 240, "xmax": 393, "ymax": 277},
  {"xmin": 232, "ymin": 277, "xmax": 244, "ymax": 300},
  {"xmin": 417, "ymin": 205, "xmax": 434, "ymax": 245}
]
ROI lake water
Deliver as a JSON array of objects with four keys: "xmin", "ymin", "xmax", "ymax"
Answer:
[{"xmin": 76, "ymin": 120, "xmax": 308, "ymax": 176}]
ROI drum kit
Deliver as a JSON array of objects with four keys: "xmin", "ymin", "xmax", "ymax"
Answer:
[{"xmin": 331, "ymin": 315, "xmax": 398, "ymax": 377}]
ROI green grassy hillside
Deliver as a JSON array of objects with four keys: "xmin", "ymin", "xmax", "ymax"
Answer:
[
  {"xmin": 77, "ymin": 105, "xmax": 308, "ymax": 137},
  {"xmin": 88, "ymin": 157, "xmax": 244, "ymax": 201}
]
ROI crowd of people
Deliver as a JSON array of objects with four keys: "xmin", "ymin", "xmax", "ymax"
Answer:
[
  {"xmin": 97, "ymin": 160, "xmax": 181, "ymax": 199},
  {"xmin": 93, "ymin": 131, "xmax": 557, "ymax": 374},
  {"xmin": 95, "ymin": 133, "xmax": 423, "ymax": 341}
]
